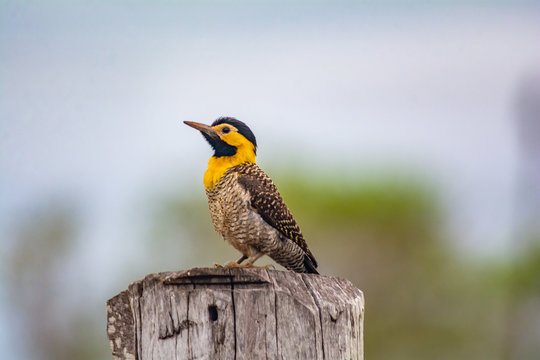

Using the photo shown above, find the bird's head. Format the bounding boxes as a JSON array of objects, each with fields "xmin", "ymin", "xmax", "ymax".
[{"xmin": 184, "ymin": 117, "xmax": 257, "ymax": 159}]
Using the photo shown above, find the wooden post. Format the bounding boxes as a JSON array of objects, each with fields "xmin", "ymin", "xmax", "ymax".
[{"xmin": 106, "ymin": 268, "xmax": 364, "ymax": 360}]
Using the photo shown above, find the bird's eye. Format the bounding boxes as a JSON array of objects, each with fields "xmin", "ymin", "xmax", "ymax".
[{"xmin": 222, "ymin": 126, "xmax": 230, "ymax": 134}]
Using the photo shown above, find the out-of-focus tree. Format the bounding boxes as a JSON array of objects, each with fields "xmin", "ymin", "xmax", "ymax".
[
  {"xmin": 6, "ymin": 201, "xmax": 106, "ymax": 360},
  {"xmin": 278, "ymin": 174, "xmax": 507, "ymax": 360},
  {"xmin": 500, "ymin": 241, "xmax": 540, "ymax": 360},
  {"xmin": 507, "ymin": 73, "xmax": 540, "ymax": 359},
  {"xmin": 516, "ymin": 73, "xmax": 540, "ymax": 239}
]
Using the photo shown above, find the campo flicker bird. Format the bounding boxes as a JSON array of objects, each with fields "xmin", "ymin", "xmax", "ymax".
[{"xmin": 184, "ymin": 117, "xmax": 319, "ymax": 274}]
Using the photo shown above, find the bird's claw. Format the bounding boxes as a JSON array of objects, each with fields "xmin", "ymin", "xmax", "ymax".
[{"xmin": 225, "ymin": 261, "xmax": 245, "ymax": 268}]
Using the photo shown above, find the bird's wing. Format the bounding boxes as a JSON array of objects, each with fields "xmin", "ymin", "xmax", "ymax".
[{"xmin": 236, "ymin": 164, "xmax": 318, "ymax": 268}]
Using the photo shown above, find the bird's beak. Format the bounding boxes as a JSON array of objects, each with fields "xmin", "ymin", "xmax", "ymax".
[{"xmin": 184, "ymin": 121, "xmax": 219, "ymax": 139}]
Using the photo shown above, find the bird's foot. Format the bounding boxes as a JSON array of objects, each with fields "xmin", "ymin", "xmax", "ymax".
[{"xmin": 225, "ymin": 261, "xmax": 248, "ymax": 268}]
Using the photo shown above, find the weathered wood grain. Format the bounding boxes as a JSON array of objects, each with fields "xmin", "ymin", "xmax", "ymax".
[{"xmin": 106, "ymin": 268, "xmax": 364, "ymax": 360}]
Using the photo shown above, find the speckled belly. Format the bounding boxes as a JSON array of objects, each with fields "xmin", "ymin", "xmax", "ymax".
[
  {"xmin": 205, "ymin": 169, "xmax": 307, "ymax": 271},
  {"xmin": 206, "ymin": 173, "xmax": 274, "ymax": 257}
]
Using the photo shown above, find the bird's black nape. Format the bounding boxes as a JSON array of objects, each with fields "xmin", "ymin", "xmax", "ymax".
[{"xmin": 212, "ymin": 117, "xmax": 258, "ymax": 154}]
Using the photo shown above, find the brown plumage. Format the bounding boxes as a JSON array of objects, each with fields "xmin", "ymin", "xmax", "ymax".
[{"xmin": 235, "ymin": 164, "xmax": 318, "ymax": 270}]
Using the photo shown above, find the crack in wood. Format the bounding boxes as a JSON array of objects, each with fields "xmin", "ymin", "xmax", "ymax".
[
  {"xmin": 174, "ymin": 328, "xmax": 178, "ymax": 360},
  {"xmin": 302, "ymin": 274, "xmax": 326, "ymax": 360},
  {"xmin": 186, "ymin": 292, "xmax": 192, "ymax": 360},
  {"xmin": 230, "ymin": 273, "xmax": 238, "ymax": 360},
  {"xmin": 164, "ymin": 275, "xmax": 270, "ymax": 287},
  {"xmin": 159, "ymin": 319, "xmax": 196, "ymax": 340},
  {"xmin": 164, "ymin": 281, "xmax": 269, "ymax": 287},
  {"xmin": 271, "ymin": 272, "xmax": 280, "ymax": 358},
  {"xmin": 134, "ymin": 284, "xmax": 142, "ymax": 360}
]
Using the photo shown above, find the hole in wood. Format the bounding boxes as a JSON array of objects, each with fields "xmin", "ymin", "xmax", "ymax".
[{"xmin": 208, "ymin": 305, "xmax": 218, "ymax": 322}]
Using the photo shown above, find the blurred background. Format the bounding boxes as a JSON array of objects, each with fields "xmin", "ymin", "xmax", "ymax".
[{"xmin": 1, "ymin": 1, "xmax": 540, "ymax": 359}]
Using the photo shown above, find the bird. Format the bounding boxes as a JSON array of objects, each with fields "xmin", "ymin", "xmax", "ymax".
[{"xmin": 184, "ymin": 117, "xmax": 319, "ymax": 274}]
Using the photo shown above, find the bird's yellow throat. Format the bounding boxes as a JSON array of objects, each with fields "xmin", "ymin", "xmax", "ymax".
[{"xmin": 204, "ymin": 143, "xmax": 256, "ymax": 189}]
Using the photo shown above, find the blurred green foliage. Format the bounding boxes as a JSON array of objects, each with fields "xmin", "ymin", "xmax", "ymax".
[
  {"xmin": 276, "ymin": 174, "xmax": 502, "ymax": 360},
  {"xmin": 6, "ymin": 202, "xmax": 105, "ymax": 360},
  {"xmin": 5, "ymin": 172, "xmax": 540, "ymax": 359},
  {"xmin": 149, "ymin": 171, "xmax": 540, "ymax": 359}
]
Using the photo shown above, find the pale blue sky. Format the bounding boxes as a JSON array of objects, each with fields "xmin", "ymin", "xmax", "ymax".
[{"xmin": 1, "ymin": 1, "xmax": 540, "ymax": 358}]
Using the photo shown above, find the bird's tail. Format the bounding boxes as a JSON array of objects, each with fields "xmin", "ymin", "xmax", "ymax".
[{"xmin": 303, "ymin": 255, "xmax": 319, "ymax": 275}]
